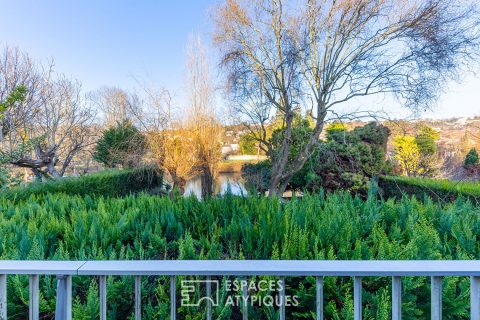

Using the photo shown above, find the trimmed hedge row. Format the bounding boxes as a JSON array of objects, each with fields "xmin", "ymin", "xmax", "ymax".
[
  {"xmin": 1, "ymin": 167, "xmax": 162, "ymax": 202},
  {"xmin": 378, "ymin": 175, "xmax": 480, "ymax": 203}
]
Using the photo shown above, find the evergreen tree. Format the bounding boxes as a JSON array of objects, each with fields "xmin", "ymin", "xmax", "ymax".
[
  {"xmin": 392, "ymin": 125, "xmax": 440, "ymax": 177},
  {"xmin": 464, "ymin": 148, "xmax": 479, "ymax": 167},
  {"xmin": 415, "ymin": 125, "xmax": 440, "ymax": 176},
  {"xmin": 94, "ymin": 120, "xmax": 146, "ymax": 168},
  {"xmin": 415, "ymin": 125, "xmax": 440, "ymax": 155}
]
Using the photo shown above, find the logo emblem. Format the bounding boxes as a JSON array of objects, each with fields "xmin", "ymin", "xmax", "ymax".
[{"xmin": 181, "ymin": 279, "xmax": 220, "ymax": 307}]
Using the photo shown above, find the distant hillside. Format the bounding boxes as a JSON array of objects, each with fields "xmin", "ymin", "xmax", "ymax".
[{"xmin": 385, "ymin": 117, "xmax": 479, "ymax": 154}]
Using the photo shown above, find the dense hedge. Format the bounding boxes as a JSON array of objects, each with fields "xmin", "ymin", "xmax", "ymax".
[
  {"xmin": 0, "ymin": 191, "xmax": 479, "ymax": 319},
  {"xmin": 0, "ymin": 167, "xmax": 162, "ymax": 202},
  {"xmin": 379, "ymin": 175, "xmax": 480, "ymax": 204}
]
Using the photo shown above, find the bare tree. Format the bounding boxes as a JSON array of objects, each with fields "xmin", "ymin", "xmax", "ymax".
[
  {"xmin": 186, "ymin": 36, "xmax": 223, "ymax": 197},
  {"xmin": 125, "ymin": 69, "xmax": 221, "ymax": 196},
  {"xmin": 214, "ymin": 0, "xmax": 480, "ymax": 195},
  {"xmin": 130, "ymin": 86, "xmax": 173, "ymax": 132},
  {"xmin": 126, "ymin": 84, "xmax": 197, "ymax": 194},
  {"xmin": 0, "ymin": 46, "xmax": 96, "ymax": 179},
  {"xmin": 147, "ymin": 126, "xmax": 197, "ymax": 194},
  {"xmin": 90, "ymin": 87, "xmax": 141, "ymax": 127},
  {"xmin": 0, "ymin": 46, "xmax": 45, "ymax": 143}
]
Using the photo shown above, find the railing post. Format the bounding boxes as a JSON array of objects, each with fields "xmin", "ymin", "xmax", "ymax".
[
  {"xmin": 29, "ymin": 274, "xmax": 39, "ymax": 320},
  {"xmin": 316, "ymin": 277, "xmax": 323, "ymax": 320},
  {"xmin": 135, "ymin": 276, "xmax": 141, "ymax": 320},
  {"xmin": 392, "ymin": 276, "xmax": 402, "ymax": 320},
  {"xmin": 170, "ymin": 276, "xmax": 176, "ymax": 320},
  {"xmin": 471, "ymin": 276, "xmax": 480, "ymax": 320},
  {"xmin": 431, "ymin": 276, "xmax": 442, "ymax": 320},
  {"xmin": 99, "ymin": 276, "xmax": 107, "ymax": 320},
  {"xmin": 354, "ymin": 276, "xmax": 362, "ymax": 320},
  {"xmin": 206, "ymin": 276, "xmax": 212, "ymax": 320},
  {"xmin": 55, "ymin": 275, "xmax": 72, "ymax": 320},
  {"xmin": 279, "ymin": 276, "xmax": 285, "ymax": 320},
  {"xmin": 0, "ymin": 274, "xmax": 6, "ymax": 320},
  {"xmin": 66, "ymin": 275, "xmax": 72, "ymax": 319},
  {"xmin": 242, "ymin": 277, "xmax": 248, "ymax": 320}
]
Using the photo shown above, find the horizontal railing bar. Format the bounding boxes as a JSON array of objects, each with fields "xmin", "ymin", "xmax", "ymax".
[
  {"xmin": 72, "ymin": 260, "xmax": 480, "ymax": 276},
  {"xmin": 0, "ymin": 260, "xmax": 480, "ymax": 276},
  {"xmin": 0, "ymin": 261, "xmax": 86, "ymax": 275},
  {"xmin": 1, "ymin": 260, "xmax": 478, "ymax": 320}
]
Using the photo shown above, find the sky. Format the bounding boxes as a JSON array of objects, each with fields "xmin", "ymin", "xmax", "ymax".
[{"xmin": 0, "ymin": 0, "xmax": 479, "ymax": 120}]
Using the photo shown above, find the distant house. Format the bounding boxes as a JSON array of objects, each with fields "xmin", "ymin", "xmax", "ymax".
[
  {"xmin": 221, "ymin": 146, "xmax": 231, "ymax": 154},
  {"xmin": 221, "ymin": 143, "xmax": 240, "ymax": 155}
]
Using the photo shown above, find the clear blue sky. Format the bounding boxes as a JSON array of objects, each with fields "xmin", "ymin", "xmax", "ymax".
[
  {"xmin": 0, "ymin": 0, "xmax": 479, "ymax": 119},
  {"xmin": 0, "ymin": 1, "xmax": 215, "ymax": 94}
]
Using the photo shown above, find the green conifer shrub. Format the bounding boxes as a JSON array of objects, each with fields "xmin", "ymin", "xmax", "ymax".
[
  {"xmin": 464, "ymin": 148, "xmax": 479, "ymax": 167},
  {"xmin": 0, "ymin": 191, "xmax": 477, "ymax": 319}
]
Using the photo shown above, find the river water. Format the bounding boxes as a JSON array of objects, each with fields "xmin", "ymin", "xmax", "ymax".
[{"xmin": 184, "ymin": 172, "xmax": 247, "ymax": 198}]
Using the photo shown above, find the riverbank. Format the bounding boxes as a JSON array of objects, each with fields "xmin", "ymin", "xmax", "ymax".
[{"xmin": 218, "ymin": 156, "xmax": 267, "ymax": 173}]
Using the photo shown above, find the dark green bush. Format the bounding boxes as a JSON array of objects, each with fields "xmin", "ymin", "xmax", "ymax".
[
  {"xmin": 241, "ymin": 160, "xmax": 271, "ymax": 193},
  {"xmin": 242, "ymin": 122, "xmax": 392, "ymax": 194},
  {"xmin": 301, "ymin": 122, "xmax": 391, "ymax": 193},
  {"xmin": 1, "ymin": 167, "xmax": 162, "ymax": 202},
  {"xmin": 379, "ymin": 175, "xmax": 480, "ymax": 204},
  {"xmin": 94, "ymin": 120, "xmax": 147, "ymax": 168},
  {"xmin": 464, "ymin": 148, "xmax": 479, "ymax": 167}
]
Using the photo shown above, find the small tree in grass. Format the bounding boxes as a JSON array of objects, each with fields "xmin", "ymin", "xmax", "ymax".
[
  {"xmin": 415, "ymin": 125, "xmax": 440, "ymax": 176},
  {"xmin": 464, "ymin": 148, "xmax": 479, "ymax": 167},
  {"xmin": 393, "ymin": 135, "xmax": 421, "ymax": 177}
]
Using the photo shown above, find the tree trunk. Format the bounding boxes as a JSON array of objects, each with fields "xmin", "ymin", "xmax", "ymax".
[
  {"xmin": 200, "ymin": 167, "xmax": 214, "ymax": 198},
  {"xmin": 59, "ymin": 149, "xmax": 79, "ymax": 177},
  {"xmin": 31, "ymin": 168, "xmax": 43, "ymax": 182},
  {"xmin": 45, "ymin": 157, "xmax": 60, "ymax": 178},
  {"xmin": 268, "ymin": 137, "xmax": 292, "ymax": 197},
  {"xmin": 268, "ymin": 112, "xmax": 327, "ymax": 197},
  {"xmin": 268, "ymin": 169, "xmax": 284, "ymax": 197},
  {"xmin": 176, "ymin": 178, "xmax": 186, "ymax": 195},
  {"xmin": 170, "ymin": 173, "xmax": 186, "ymax": 196}
]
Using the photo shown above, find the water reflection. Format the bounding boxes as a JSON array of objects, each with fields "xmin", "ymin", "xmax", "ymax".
[{"xmin": 184, "ymin": 172, "xmax": 246, "ymax": 198}]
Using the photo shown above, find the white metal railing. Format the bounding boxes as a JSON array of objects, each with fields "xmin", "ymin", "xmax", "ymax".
[{"xmin": 1, "ymin": 260, "xmax": 480, "ymax": 320}]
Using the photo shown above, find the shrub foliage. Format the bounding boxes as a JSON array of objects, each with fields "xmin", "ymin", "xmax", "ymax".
[
  {"xmin": 464, "ymin": 148, "xmax": 479, "ymax": 168},
  {"xmin": 0, "ymin": 191, "xmax": 478, "ymax": 319},
  {"xmin": 379, "ymin": 175, "xmax": 480, "ymax": 204},
  {"xmin": 243, "ymin": 122, "xmax": 391, "ymax": 194},
  {"xmin": 94, "ymin": 120, "xmax": 147, "ymax": 168},
  {"xmin": 1, "ymin": 168, "xmax": 161, "ymax": 202}
]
